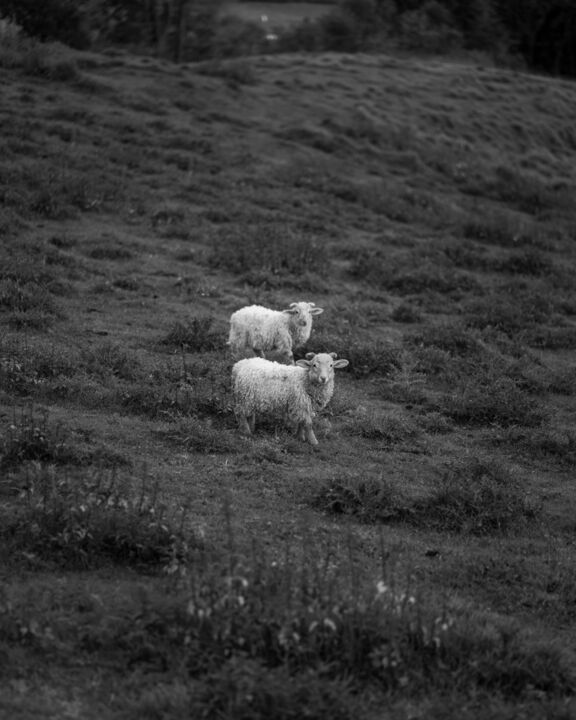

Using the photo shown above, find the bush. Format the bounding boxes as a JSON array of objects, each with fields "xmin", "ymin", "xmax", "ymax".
[
  {"xmin": 0, "ymin": 0, "xmax": 91, "ymax": 48},
  {"xmin": 0, "ymin": 406, "xmax": 74, "ymax": 472},
  {"xmin": 206, "ymin": 224, "xmax": 329, "ymax": 283},
  {"xmin": 440, "ymin": 375, "xmax": 543, "ymax": 428},
  {"xmin": 1, "ymin": 467, "xmax": 195, "ymax": 570},
  {"xmin": 410, "ymin": 459, "xmax": 540, "ymax": 535},
  {"xmin": 160, "ymin": 316, "xmax": 221, "ymax": 352},
  {"xmin": 313, "ymin": 475, "xmax": 410, "ymax": 524}
]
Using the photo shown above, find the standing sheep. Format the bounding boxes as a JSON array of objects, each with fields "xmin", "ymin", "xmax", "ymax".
[
  {"xmin": 227, "ymin": 302, "xmax": 324, "ymax": 364},
  {"xmin": 232, "ymin": 352, "xmax": 349, "ymax": 446}
]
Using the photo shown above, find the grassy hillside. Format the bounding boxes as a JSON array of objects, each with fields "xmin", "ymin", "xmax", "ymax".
[{"xmin": 1, "ymin": 39, "xmax": 576, "ymax": 719}]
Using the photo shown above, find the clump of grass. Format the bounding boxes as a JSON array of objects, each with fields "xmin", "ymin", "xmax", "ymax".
[
  {"xmin": 82, "ymin": 341, "xmax": 143, "ymax": 382},
  {"xmin": 440, "ymin": 375, "xmax": 544, "ymax": 428},
  {"xmin": 158, "ymin": 416, "xmax": 243, "ymax": 454},
  {"xmin": 313, "ymin": 475, "xmax": 409, "ymax": 524},
  {"xmin": 496, "ymin": 249, "xmax": 552, "ymax": 276},
  {"xmin": 87, "ymin": 243, "xmax": 133, "ymax": 260},
  {"xmin": 0, "ymin": 339, "xmax": 79, "ymax": 396},
  {"xmin": 348, "ymin": 251, "xmax": 480, "ymax": 297},
  {"xmin": 0, "ymin": 35, "xmax": 80, "ymax": 81},
  {"xmin": 0, "ymin": 406, "xmax": 75, "ymax": 473},
  {"xmin": 464, "ymin": 290, "xmax": 552, "ymax": 335},
  {"xmin": 206, "ymin": 224, "xmax": 329, "ymax": 284},
  {"xmin": 390, "ymin": 302, "xmax": 422, "ymax": 323},
  {"xmin": 503, "ymin": 426, "xmax": 576, "ymax": 468},
  {"xmin": 306, "ymin": 332, "xmax": 402, "ymax": 379},
  {"xmin": 0, "ymin": 278, "xmax": 58, "ymax": 316},
  {"xmin": 1, "ymin": 467, "xmax": 195, "ymax": 570},
  {"xmin": 160, "ymin": 316, "xmax": 221, "ymax": 352},
  {"xmin": 122, "ymin": 360, "xmax": 231, "ymax": 421},
  {"xmin": 344, "ymin": 407, "xmax": 422, "ymax": 446},
  {"xmin": 407, "ymin": 322, "xmax": 483, "ymax": 357},
  {"xmin": 195, "ymin": 59, "xmax": 257, "ymax": 86},
  {"xmin": 411, "ymin": 459, "xmax": 540, "ymax": 535},
  {"xmin": 524, "ymin": 326, "xmax": 576, "ymax": 350}
]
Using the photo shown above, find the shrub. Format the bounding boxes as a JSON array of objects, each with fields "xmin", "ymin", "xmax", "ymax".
[
  {"xmin": 0, "ymin": 406, "xmax": 73, "ymax": 472},
  {"xmin": 410, "ymin": 459, "xmax": 540, "ymax": 535},
  {"xmin": 313, "ymin": 475, "xmax": 410, "ymax": 523},
  {"xmin": 390, "ymin": 302, "xmax": 422, "ymax": 323},
  {"xmin": 1, "ymin": 467, "xmax": 195, "ymax": 570},
  {"xmin": 0, "ymin": 1, "xmax": 91, "ymax": 49},
  {"xmin": 440, "ymin": 376, "xmax": 543, "ymax": 428},
  {"xmin": 206, "ymin": 224, "xmax": 329, "ymax": 283},
  {"xmin": 496, "ymin": 249, "xmax": 552, "ymax": 276},
  {"xmin": 349, "ymin": 251, "xmax": 480, "ymax": 297},
  {"xmin": 195, "ymin": 58, "xmax": 258, "ymax": 85},
  {"xmin": 344, "ymin": 406, "xmax": 422, "ymax": 446},
  {"xmin": 305, "ymin": 331, "xmax": 402, "ymax": 379},
  {"xmin": 160, "ymin": 316, "xmax": 221, "ymax": 352},
  {"xmin": 82, "ymin": 341, "xmax": 142, "ymax": 382},
  {"xmin": 0, "ymin": 278, "xmax": 57, "ymax": 315}
]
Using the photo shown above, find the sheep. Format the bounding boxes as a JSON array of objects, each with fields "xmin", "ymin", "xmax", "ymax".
[
  {"xmin": 231, "ymin": 351, "xmax": 349, "ymax": 446},
  {"xmin": 227, "ymin": 302, "xmax": 324, "ymax": 364}
]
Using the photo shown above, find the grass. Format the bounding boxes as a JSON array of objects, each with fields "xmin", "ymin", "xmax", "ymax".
[{"xmin": 1, "ymin": 33, "xmax": 576, "ymax": 719}]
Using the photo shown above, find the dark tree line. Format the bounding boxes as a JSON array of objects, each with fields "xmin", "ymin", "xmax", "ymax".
[{"xmin": 1, "ymin": 0, "xmax": 576, "ymax": 78}]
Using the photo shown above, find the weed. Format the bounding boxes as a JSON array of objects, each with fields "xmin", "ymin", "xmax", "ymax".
[
  {"xmin": 82, "ymin": 341, "xmax": 142, "ymax": 382},
  {"xmin": 313, "ymin": 475, "xmax": 409, "ymax": 523},
  {"xmin": 503, "ymin": 426, "xmax": 576, "ymax": 468},
  {"xmin": 344, "ymin": 406, "xmax": 422, "ymax": 446},
  {"xmin": 1, "ymin": 467, "xmax": 195, "ymax": 570},
  {"xmin": 195, "ymin": 59, "xmax": 257, "ymax": 86},
  {"xmin": 160, "ymin": 317, "xmax": 221, "ymax": 352},
  {"xmin": 0, "ymin": 278, "xmax": 57, "ymax": 315},
  {"xmin": 411, "ymin": 459, "xmax": 540, "ymax": 535},
  {"xmin": 206, "ymin": 224, "xmax": 329, "ymax": 283},
  {"xmin": 349, "ymin": 251, "xmax": 480, "ymax": 297},
  {"xmin": 0, "ymin": 406, "xmax": 74, "ymax": 472},
  {"xmin": 158, "ymin": 416, "xmax": 242, "ymax": 454},
  {"xmin": 464, "ymin": 291, "xmax": 552, "ymax": 334},
  {"xmin": 525, "ymin": 326, "xmax": 576, "ymax": 350},
  {"xmin": 390, "ymin": 302, "xmax": 422, "ymax": 323},
  {"xmin": 306, "ymin": 331, "xmax": 402, "ymax": 379},
  {"xmin": 122, "ymin": 374, "xmax": 230, "ymax": 422},
  {"xmin": 497, "ymin": 249, "xmax": 552, "ymax": 276},
  {"xmin": 88, "ymin": 243, "xmax": 133, "ymax": 260},
  {"xmin": 407, "ymin": 322, "xmax": 483, "ymax": 356},
  {"xmin": 440, "ymin": 375, "xmax": 543, "ymax": 428}
]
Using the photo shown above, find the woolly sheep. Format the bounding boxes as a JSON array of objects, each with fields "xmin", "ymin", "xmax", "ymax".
[
  {"xmin": 227, "ymin": 302, "xmax": 324, "ymax": 364},
  {"xmin": 231, "ymin": 351, "xmax": 349, "ymax": 446}
]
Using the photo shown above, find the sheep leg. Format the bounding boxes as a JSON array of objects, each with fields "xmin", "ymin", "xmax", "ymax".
[
  {"xmin": 248, "ymin": 413, "xmax": 256, "ymax": 434},
  {"xmin": 296, "ymin": 423, "xmax": 307, "ymax": 442},
  {"xmin": 300, "ymin": 421, "xmax": 318, "ymax": 446},
  {"xmin": 236, "ymin": 412, "xmax": 253, "ymax": 436}
]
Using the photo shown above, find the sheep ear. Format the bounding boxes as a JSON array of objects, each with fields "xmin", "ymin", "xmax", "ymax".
[
  {"xmin": 282, "ymin": 307, "xmax": 298, "ymax": 315},
  {"xmin": 333, "ymin": 359, "xmax": 349, "ymax": 369},
  {"xmin": 296, "ymin": 359, "xmax": 310, "ymax": 368},
  {"xmin": 329, "ymin": 352, "xmax": 338, "ymax": 359},
  {"xmin": 310, "ymin": 307, "xmax": 324, "ymax": 316},
  {"xmin": 305, "ymin": 352, "xmax": 316, "ymax": 360}
]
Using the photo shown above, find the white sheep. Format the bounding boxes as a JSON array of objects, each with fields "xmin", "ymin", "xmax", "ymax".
[
  {"xmin": 231, "ymin": 351, "xmax": 349, "ymax": 446},
  {"xmin": 227, "ymin": 301, "xmax": 324, "ymax": 364}
]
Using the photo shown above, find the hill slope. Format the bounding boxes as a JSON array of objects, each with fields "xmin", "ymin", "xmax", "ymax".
[{"xmin": 1, "ymin": 44, "xmax": 576, "ymax": 719}]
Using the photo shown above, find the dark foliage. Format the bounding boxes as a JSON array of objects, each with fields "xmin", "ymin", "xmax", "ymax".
[{"xmin": 0, "ymin": 0, "xmax": 91, "ymax": 48}]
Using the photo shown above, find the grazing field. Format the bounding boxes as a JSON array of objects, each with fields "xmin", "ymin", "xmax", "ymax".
[{"xmin": 1, "ymin": 38, "xmax": 576, "ymax": 719}]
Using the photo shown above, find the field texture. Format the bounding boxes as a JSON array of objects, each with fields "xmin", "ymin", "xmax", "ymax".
[{"xmin": 1, "ymin": 40, "xmax": 576, "ymax": 719}]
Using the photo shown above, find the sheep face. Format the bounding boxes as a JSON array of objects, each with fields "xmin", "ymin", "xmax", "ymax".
[
  {"xmin": 296, "ymin": 352, "xmax": 349, "ymax": 384},
  {"xmin": 282, "ymin": 302, "xmax": 324, "ymax": 331}
]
